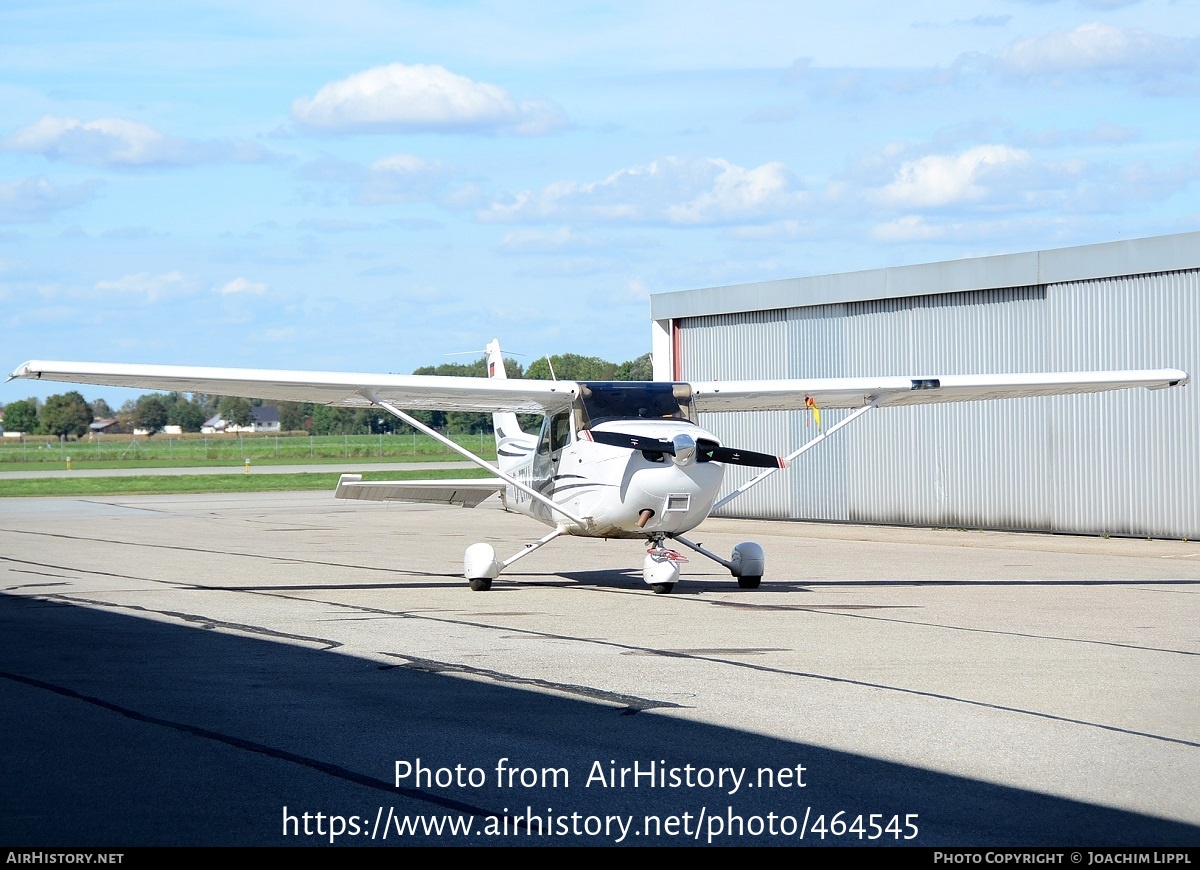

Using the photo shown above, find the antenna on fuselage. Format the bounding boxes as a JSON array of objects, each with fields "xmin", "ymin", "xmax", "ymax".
[{"xmin": 545, "ymin": 355, "xmax": 557, "ymax": 381}]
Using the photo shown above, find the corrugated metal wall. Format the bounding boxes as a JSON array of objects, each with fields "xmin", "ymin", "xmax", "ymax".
[{"xmin": 677, "ymin": 271, "xmax": 1198, "ymax": 538}]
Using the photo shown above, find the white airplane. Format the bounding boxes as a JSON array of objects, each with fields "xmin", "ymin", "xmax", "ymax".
[{"xmin": 10, "ymin": 343, "xmax": 1188, "ymax": 593}]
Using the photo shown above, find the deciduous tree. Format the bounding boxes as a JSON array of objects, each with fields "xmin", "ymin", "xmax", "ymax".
[
  {"xmin": 3, "ymin": 398, "xmax": 41, "ymax": 434},
  {"xmin": 89, "ymin": 398, "xmax": 115, "ymax": 420},
  {"xmin": 41, "ymin": 391, "xmax": 93, "ymax": 438},
  {"xmin": 168, "ymin": 400, "xmax": 207, "ymax": 433},
  {"xmin": 134, "ymin": 395, "xmax": 170, "ymax": 435},
  {"xmin": 217, "ymin": 396, "xmax": 253, "ymax": 428}
]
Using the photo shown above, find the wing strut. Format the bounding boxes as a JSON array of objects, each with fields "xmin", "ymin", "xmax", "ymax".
[
  {"xmin": 359, "ymin": 390, "xmax": 589, "ymax": 528},
  {"xmin": 711, "ymin": 395, "xmax": 883, "ymax": 511}
]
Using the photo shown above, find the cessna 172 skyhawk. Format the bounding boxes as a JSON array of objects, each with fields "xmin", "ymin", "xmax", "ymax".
[{"xmin": 10, "ymin": 342, "xmax": 1188, "ymax": 593}]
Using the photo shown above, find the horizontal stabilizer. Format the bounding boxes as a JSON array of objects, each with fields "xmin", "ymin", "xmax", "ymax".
[{"xmin": 334, "ymin": 474, "xmax": 503, "ymax": 508}]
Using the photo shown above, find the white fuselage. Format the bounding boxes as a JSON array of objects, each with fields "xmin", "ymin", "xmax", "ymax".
[{"xmin": 502, "ymin": 419, "xmax": 725, "ymax": 539}]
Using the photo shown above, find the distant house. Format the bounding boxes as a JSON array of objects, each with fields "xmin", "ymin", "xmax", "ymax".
[
  {"xmin": 201, "ymin": 406, "xmax": 281, "ymax": 434},
  {"xmin": 249, "ymin": 405, "xmax": 280, "ymax": 432},
  {"xmin": 89, "ymin": 418, "xmax": 120, "ymax": 435}
]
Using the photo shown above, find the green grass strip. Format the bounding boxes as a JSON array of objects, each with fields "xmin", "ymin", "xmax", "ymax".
[
  {"xmin": 0, "ymin": 469, "xmax": 492, "ymax": 498},
  {"xmin": 0, "ymin": 455, "xmax": 488, "ymax": 473}
]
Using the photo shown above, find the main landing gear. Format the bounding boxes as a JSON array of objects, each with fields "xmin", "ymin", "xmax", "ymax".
[
  {"xmin": 463, "ymin": 529, "xmax": 565, "ymax": 591},
  {"xmin": 463, "ymin": 531, "xmax": 766, "ymax": 594}
]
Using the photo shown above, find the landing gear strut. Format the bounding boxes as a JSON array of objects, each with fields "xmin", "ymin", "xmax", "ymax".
[
  {"xmin": 671, "ymin": 535, "xmax": 766, "ymax": 590},
  {"xmin": 643, "ymin": 535, "xmax": 686, "ymax": 594},
  {"xmin": 463, "ymin": 528, "xmax": 566, "ymax": 591}
]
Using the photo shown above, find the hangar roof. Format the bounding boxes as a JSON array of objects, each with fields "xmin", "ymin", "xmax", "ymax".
[{"xmin": 650, "ymin": 230, "xmax": 1200, "ymax": 321}]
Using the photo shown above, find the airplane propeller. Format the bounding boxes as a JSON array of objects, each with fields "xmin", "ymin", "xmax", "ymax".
[{"xmin": 582, "ymin": 430, "xmax": 786, "ymax": 469}]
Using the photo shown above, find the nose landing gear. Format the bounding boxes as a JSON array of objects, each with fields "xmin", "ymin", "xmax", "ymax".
[
  {"xmin": 668, "ymin": 534, "xmax": 765, "ymax": 591},
  {"xmin": 644, "ymin": 536, "xmax": 688, "ymax": 594}
]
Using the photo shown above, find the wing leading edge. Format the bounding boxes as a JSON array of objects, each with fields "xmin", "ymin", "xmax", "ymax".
[
  {"xmin": 688, "ymin": 369, "xmax": 1189, "ymax": 412},
  {"xmin": 9, "ymin": 360, "xmax": 579, "ymax": 414},
  {"xmin": 10, "ymin": 360, "xmax": 1187, "ymax": 414}
]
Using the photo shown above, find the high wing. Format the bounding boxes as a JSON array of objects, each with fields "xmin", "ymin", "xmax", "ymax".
[
  {"xmin": 9, "ymin": 360, "xmax": 579, "ymax": 414},
  {"xmin": 9, "ymin": 360, "xmax": 1186, "ymax": 413},
  {"xmin": 334, "ymin": 474, "xmax": 502, "ymax": 508},
  {"xmin": 689, "ymin": 369, "xmax": 1189, "ymax": 412}
]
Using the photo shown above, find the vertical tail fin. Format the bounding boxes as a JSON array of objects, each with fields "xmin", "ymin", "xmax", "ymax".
[
  {"xmin": 485, "ymin": 339, "xmax": 507, "ymax": 381},
  {"xmin": 486, "ymin": 339, "xmax": 535, "ymax": 472}
]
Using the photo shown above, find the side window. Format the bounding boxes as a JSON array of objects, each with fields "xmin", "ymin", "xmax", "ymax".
[
  {"xmin": 536, "ymin": 411, "xmax": 572, "ymax": 456},
  {"xmin": 550, "ymin": 412, "xmax": 571, "ymax": 453},
  {"xmin": 536, "ymin": 416, "xmax": 553, "ymax": 456}
]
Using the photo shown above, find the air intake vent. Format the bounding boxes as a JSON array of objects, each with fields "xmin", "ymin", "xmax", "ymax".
[{"xmin": 666, "ymin": 494, "xmax": 691, "ymax": 512}]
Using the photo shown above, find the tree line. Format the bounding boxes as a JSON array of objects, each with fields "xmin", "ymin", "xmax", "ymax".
[{"xmin": 0, "ymin": 351, "xmax": 654, "ymax": 438}]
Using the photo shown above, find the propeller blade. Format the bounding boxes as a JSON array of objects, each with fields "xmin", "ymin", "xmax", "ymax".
[
  {"xmin": 698, "ymin": 445, "xmax": 787, "ymax": 469},
  {"xmin": 582, "ymin": 430, "xmax": 675, "ymax": 454},
  {"xmin": 584, "ymin": 429, "xmax": 786, "ymax": 468}
]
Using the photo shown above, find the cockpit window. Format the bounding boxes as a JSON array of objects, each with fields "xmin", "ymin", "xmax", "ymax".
[
  {"xmin": 575, "ymin": 382, "xmax": 696, "ymax": 428},
  {"xmin": 537, "ymin": 410, "xmax": 572, "ymax": 455}
]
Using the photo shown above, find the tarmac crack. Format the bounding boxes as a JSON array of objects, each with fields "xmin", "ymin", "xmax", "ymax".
[
  {"xmin": 280, "ymin": 594, "xmax": 1200, "ymax": 750},
  {"xmin": 381, "ymin": 652, "xmax": 681, "ymax": 715},
  {"xmin": 43, "ymin": 593, "xmax": 344, "ymax": 651},
  {"xmin": 5, "ymin": 538, "xmax": 1193, "ymax": 750},
  {"xmin": 0, "ymin": 528, "xmax": 443, "ymax": 576},
  {"xmin": 707, "ymin": 599, "xmax": 1199, "ymax": 658}
]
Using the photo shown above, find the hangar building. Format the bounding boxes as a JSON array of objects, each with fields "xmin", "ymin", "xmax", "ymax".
[{"xmin": 649, "ymin": 231, "xmax": 1199, "ymax": 539}]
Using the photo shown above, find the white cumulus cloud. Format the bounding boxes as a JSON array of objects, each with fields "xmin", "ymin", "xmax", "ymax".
[
  {"xmin": 214, "ymin": 277, "xmax": 267, "ymax": 296},
  {"xmin": 878, "ymin": 145, "xmax": 1032, "ymax": 208},
  {"xmin": 666, "ymin": 160, "xmax": 803, "ymax": 224},
  {"xmin": 997, "ymin": 22, "xmax": 1198, "ymax": 81},
  {"xmin": 5, "ymin": 116, "xmax": 271, "ymax": 168},
  {"xmin": 95, "ymin": 271, "xmax": 188, "ymax": 302},
  {"xmin": 0, "ymin": 176, "xmax": 98, "ymax": 223},
  {"xmin": 497, "ymin": 227, "xmax": 598, "ymax": 253},
  {"xmin": 291, "ymin": 63, "xmax": 566, "ymax": 135},
  {"xmin": 480, "ymin": 156, "xmax": 807, "ymax": 226},
  {"xmin": 871, "ymin": 215, "xmax": 950, "ymax": 242},
  {"xmin": 297, "ymin": 152, "xmax": 454, "ymax": 204}
]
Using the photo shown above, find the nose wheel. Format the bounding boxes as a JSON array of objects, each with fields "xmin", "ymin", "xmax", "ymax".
[{"xmin": 643, "ymin": 538, "xmax": 687, "ymax": 593}]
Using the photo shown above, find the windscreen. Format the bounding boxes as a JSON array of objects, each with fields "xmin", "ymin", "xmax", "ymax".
[{"xmin": 576, "ymin": 382, "xmax": 696, "ymax": 428}]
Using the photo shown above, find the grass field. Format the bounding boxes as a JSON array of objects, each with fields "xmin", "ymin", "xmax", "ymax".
[
  {"xmin": 0, "ymin": 468, "xmax": 493, "ymax": 498},
  {"xmin": 0, "ymin": 455, "xmax": 474, "ymax": 473},
  {"xmin": 0, "ymin": 432, "xmax": 497, "ymax": 465}
]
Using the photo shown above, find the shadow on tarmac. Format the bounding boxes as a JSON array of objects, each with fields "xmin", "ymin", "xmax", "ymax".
[{"xmin": 1, "ymin": 592, "xmax": 1197, "ymax": 847}]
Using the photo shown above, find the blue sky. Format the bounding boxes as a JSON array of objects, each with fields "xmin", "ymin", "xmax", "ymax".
[{"xmin": 3, "ymin": 0, "xmax": 1199, "ymax": 406}]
